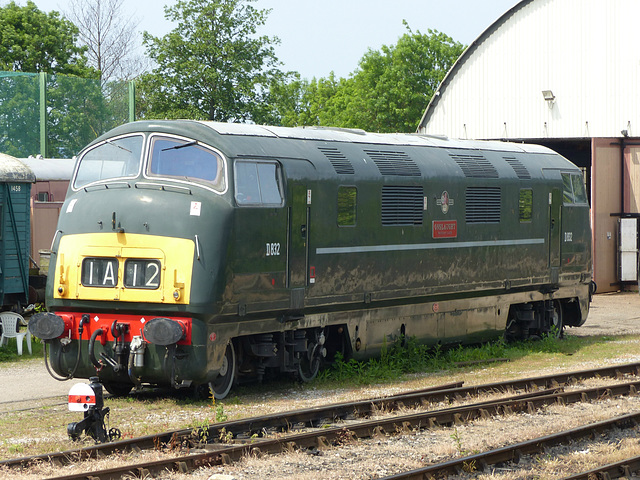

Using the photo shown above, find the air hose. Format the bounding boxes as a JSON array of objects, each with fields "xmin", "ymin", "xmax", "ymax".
[
  {"xmin": 88, "ymin": 328, "xmax": 105, "ymax": 370},
  {"xmin": 44, "ymin": 314, "xmax": 89, "ymax": 381}
]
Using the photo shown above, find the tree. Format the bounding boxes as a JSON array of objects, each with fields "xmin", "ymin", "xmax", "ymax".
[
  {"xmin": 346, "ymin": 24, "xmax": 465, "ymax": 132},
  {"xmin": 64, "ymin": 0, "xmax": 145, "ymax": 85},
  {"xmin": 0, "ymin": 2, "xmax": 101, "ymax": 157},
  {"xmin": 0, "ymin": 1, "xmax": 93, "ymax": 75},
  {"xmin": 269, "ymin": 23, "xmax": 465, "ymax": 133},
  {"xmin": 139, "ymin": 0, "xmax": 283, "ymax": 122}
]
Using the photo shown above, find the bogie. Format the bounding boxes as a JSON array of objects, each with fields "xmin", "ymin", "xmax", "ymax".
[{"xmin": 505, "ymin": 299, "xmax": 569, "ymax": 342}]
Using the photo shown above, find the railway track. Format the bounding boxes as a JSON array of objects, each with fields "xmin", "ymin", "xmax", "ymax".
[
  {"xmin": 3, "ymin": 361, "xmax": 640, "ymax": 479},
  {"xmin": 561, "ymin": 454, "xmax": 640, "ymax": 480},
  {"xmin": 3, "ymin": 361, "xmax": 639, "ymax": 471},
  {"xmin": 379, "ymin": 411, "xmax": 640, "ymax": 480}
]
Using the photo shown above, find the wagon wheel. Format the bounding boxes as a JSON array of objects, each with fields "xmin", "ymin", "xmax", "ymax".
[
  {"xmin": 210, "ymin": 342, "xmax": 236, "ymax": 400},
  {"xmin": 550, "ymin": 299, "xmax": 564, "ymax": 338}
]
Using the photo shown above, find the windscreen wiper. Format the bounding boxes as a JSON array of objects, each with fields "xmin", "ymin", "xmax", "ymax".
[
  {"xmin": 104, "ymin": 139, "xmax": 132, "ymax": 153},
  {"xmin": 162, "ymin": 140, "xmax": 197, "ymax": 151}
]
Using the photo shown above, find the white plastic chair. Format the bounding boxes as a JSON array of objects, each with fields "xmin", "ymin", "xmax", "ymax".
[{"xmin": 0, "ymin": 312, "xmax": 32, "ymax": 355}]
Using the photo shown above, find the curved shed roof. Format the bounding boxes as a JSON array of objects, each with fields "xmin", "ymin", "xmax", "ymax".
[
  {"xmin": 418, "ymin": 0, "xmax": 640, "ymax": 140},
  {"xmin": 0, "ymin": 153, "xmax": 35, "ymax": 183}
]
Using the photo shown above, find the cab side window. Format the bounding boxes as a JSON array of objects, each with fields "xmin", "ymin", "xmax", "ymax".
[
  {"xmin": 562, "ymin": 172, "xmax": 588, "ymax": 205},
  {"xmin": 235, "ymin": 161, "xmax": 283, "ymax": 206}
]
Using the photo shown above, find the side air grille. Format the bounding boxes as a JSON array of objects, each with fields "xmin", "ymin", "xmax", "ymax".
[
  {"xmin": 318, "ymin": 146, "xmax": 355, "ymax": 174},
  {"xmin": 466, "ymin": 187, "xmax": 501, "ymax": 224},
  {"xmin": 381, "ymin": 185, "xmax": 424, "ymax": 226},
  {"xmin": 365, "ymin": 150, "xmax": 421, "ymax": 177},
  {"xmin": 504, "ymin": 157, "xmax": 531, "ymax": 179},
  {"xmin": 451, "ymin": 154, "xmax": 499, "ymax": 178}
]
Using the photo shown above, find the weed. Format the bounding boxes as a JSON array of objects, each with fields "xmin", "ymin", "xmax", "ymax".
[
  {"xmin": 318, "ymin": 332, "xmax": 612, "ymax": 387},
  {"xmin": 462, "ymin": 459, "xmax": 477, "ymax": 473},
  {"xmin": 208, "ymin": 386, "xmax": 228, "ymax": 423},
  {"xmin": 450, "ymin": 428, "xmax": 468, "ymax": 456},
  {"xmin": 7, "ymin": 443, "xmax": 24, "ymax": 455},
  {"xmin": 191, "ymin": 419, "xmax": 210, "ymax": 444},
  {"xmin": 33, "ymin": 303, "xmax": 46, "ymax": 313},
  {"xmin": 214, "ymin": 402, "xmax": 227, "ymax": 423},
  {"xmin": 218, "ymin": 427, "xmax": 233, "ymax": 443}
]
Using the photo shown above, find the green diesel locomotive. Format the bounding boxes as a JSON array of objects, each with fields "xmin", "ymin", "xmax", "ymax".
[{"xmin": 29, "ymin": 120, "xmax": 592, "ymax": 398}]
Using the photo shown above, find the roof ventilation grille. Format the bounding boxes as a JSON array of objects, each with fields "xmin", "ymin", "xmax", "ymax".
[
  {"xmin": 504, "ymin": 157, "xmax": 531, "ymax": 179},
  {"xmin": 451, "ymin": 154, "xmax": 499, "ymax": 179},
  {"xmin": 319, "ymin": 147, "xmax": 355, "ymax": 174},
  {"xmin": 365, "ymin": 150, "xmax": 421, "ymax": 177}
]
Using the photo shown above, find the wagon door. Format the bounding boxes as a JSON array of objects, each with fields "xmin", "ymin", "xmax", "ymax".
[
  {"xmin": 288, "ymin": 183, "xmax": 309, "ymax": 310},
  {"xmin": 1, "ymin": 183, "xmax": 31, "ymax": 305}
]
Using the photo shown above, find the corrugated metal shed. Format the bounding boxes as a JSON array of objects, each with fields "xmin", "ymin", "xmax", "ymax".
[
  {"xmin": 20, "ymin": 157, "xmax": 75, "ymax": 182},
  {"xmin": 418, "ymin": 0, "xmax": 640, "ymax": 140}
]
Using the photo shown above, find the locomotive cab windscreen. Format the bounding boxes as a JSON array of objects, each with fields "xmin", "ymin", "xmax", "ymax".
[
  {"xmin": 148, "ymin": 136, "xmax": 226, "ymax": 192},
  {"xmin": 74, "ymin": 135, "xmax": 144, "ymax": 188},
  {"xmin": 73, "ymin": 134, "xmax": 228, "ymax": 193}
]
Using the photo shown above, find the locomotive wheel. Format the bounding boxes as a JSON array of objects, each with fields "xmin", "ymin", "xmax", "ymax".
[
  {"xmin": 211, "ymin": 342, "xmax": 236, "ymax": 400},
  {"xmin": 298, "ymin": 342, "xmax": 321, "ymax": 382},
  {"xmin": 550, "ymin": 300, "xmax": 564, "ymax": 338},
  {"xmin": 102, "ymin": 382, "xmax": 133, "ymax": 397}
]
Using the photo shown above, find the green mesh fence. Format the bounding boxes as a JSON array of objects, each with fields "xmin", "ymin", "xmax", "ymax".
[{"xmin": 0, "ymin": 72, "xmax": 134, "ymax": 159}]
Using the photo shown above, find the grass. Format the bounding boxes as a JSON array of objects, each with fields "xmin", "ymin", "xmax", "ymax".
[
  {"xmin": 316, "ymin": 332, "xmax": 633, "ymax": 387},
  {"xmin": 0, "ymin": 336, "xmax": 43, "ymax": 361}
]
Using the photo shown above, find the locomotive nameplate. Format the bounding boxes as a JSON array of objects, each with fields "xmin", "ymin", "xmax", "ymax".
[{"xmin": 432, "ymin": 220, "xmax": 457, "ymax": 239}]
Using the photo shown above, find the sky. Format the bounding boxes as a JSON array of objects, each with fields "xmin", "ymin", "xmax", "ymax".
[{"xmin": 14, "ymin": 0, "xmax": 519, "ymax": 80}]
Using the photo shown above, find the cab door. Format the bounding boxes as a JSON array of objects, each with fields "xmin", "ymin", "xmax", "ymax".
[
  {"xmin": 232, "ymin": 160, "xmax": 288, "ymax": 311},
  {"xmin": 548, "ymin": 187, "xmax": 562, "ymax": 283},
  {"xmin": 288, "ymin": 184, "xmax": 309, "ymax": 309}
]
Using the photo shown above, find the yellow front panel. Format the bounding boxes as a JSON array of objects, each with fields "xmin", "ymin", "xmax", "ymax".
[{"xmin": 54, "ymin": 233, "xmax": 194, "ymax": 304}]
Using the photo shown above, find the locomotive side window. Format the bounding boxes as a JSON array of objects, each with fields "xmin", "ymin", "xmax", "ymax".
[
  {"xmin": 562, "ymin": 173, "xmax": 588, "ymax": 205},
  {"xmin": 148, "ymin": 137, "xmax": 226, "ymax": 192},
  {"xmin": 519, "ymin": 189, "xmax": 533, "ymax": 223},
  {"xmin": 234, "ymin": 161, "xmax": 283, "ymax": 206},
  {"xmin": 337, "ymin": 186, "xmax": 357, "ymax": 226},
  {"xmin": 74, "ymin": 135, "xmax": 143, "ymax": 189}
]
